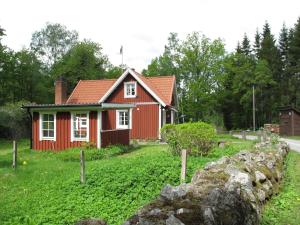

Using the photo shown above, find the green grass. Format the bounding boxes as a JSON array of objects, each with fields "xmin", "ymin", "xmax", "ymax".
[
  {"xmin": 0, "ymin": 137, "xmax": 253, "ymax": 225},
  {"xmin": 281, "ymin": 135, "xmax": 300, "ymax": 141},
  {"xmin": 261, "ymin": 151, "xmax": 300, "ymax": 225}
]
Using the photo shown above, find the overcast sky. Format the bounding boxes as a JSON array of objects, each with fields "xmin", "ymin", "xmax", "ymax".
[{"xmin": 1, "ymin": 0, "xmax": 299, "ymax": 71}]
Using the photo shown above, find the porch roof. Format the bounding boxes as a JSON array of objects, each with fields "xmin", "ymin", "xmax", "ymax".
[{"xmin": 22, "ymin": 102, "xmax": 135, "ymax": 111}]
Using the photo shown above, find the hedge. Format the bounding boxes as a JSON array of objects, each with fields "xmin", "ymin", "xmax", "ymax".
[{"xmin": 161, "ymin": 122, "xmax": 216, "ymax": 156}]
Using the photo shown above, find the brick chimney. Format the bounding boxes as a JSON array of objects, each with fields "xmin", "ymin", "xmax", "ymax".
[{"xmin": 55, "ymin": 77, "xmax": 67, "ymax": 104}]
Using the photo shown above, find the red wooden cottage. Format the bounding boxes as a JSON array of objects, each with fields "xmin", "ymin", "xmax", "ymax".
[{"xmin": 23, "ymin": 68, "xmax": 177, "ymax": 150}]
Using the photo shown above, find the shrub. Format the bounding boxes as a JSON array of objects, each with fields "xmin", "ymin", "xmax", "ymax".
[{"xmin": 161, "ymin": 122, "xmax": 216, "ymax": 156}]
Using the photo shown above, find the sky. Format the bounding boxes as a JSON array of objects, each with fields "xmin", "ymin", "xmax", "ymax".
[{"xmin": 1, "ymin": 0, "xmax": 300, "ymax": 71}]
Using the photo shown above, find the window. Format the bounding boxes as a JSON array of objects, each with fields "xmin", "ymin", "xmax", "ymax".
[
  {"xmin": 116, "ymin": 110, "xmax": 130, "ymax": 129},
  {"xmin": 124, "ymin": 82, "xmax": 137, "ymax": 98},
  {"xmin": 71, "ymin": 113, "xmax": 89, "ymax": 141},
  {"xmin": 40, "ymin": 113, "xmax": 56, "ymax": 140}
]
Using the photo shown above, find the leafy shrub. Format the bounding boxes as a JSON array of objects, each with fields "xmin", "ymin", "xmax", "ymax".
[
  {"xmin": 161, "ymin": 122, "xmax": 216, "ymax": 156},
  {"xmin": 49, "ymin": 145, "xmax": 130, "ymax": 162}
]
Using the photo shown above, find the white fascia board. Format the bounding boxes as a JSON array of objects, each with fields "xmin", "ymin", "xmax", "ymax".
[{"xmin": 99, "ymin": 68, "xmax": 166, "ymax": 107}]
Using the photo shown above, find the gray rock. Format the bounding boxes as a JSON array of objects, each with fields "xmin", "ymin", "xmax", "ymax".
[
  {"xmin": 160, "ymin": 184, "xmax": 187, "ymax": 201},
  {"xmin": 255, "ymin": 171, "xmax": 267, "ymax": 183},
  {"xmin": 257, "ymin": 189, "xmax": 266, "ymax": 202},
  {"xmin": 148, "ymin": 208, "xmax": 161, "ymax": 216},
  {"xmin": 166, "ymin": 215, "xmax": 185, "ymax": 225}
]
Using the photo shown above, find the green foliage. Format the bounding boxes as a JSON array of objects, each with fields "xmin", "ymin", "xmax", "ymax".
[
  {"xmin": 0, "ymin": 137, "xmax": 253, "ymax": 225},
  {"xmin": 51, "ymin": 40, "xmax": 110, "ymax": 91},
  {"xmin": 0, "ymin": 102, "xmax": 29, "ymax": 139},
  {"xmin": 261, "ymin": 151, "xmax": 300, "ymax": 225},
  {"xmin": 48, "ymin": 145, "xmax": 131, "ymax": 162},
  {"xmin": 30, "ymin": 22, "xmax": 79, "ymax": 67},
  {"xmin": 161, "ymin": 122, "xmax": 216, "ymax": 156}
]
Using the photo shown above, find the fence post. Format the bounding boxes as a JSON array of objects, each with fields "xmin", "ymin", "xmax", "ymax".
[
  {"xmin": 229, "ymin": 130, "xmax": 233, "ymax": 136},
  {"xmin": 181, "ymin": 149, "xmax": 187, "ymax": 183},
  {"xmin": 12, "ymin": 140, "xmax": 17, "ymax": 169},
  {"xmin": 80, "ymin": 149, "xmax": 85, "ymax": 184},
  {"xmin": 242, "ymin": 131, "xmax": 246, "ymax": 140},
  {"xmin": 262, "ymin": 131, "xmax": 267, "ymax": 142},
  {"xmin": 257, "ymin": 130, "xmax": 262, "ymax": 142}
]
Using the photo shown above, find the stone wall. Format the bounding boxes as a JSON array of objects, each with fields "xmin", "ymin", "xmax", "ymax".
[{"xmin": 76, "ymin": 141, "xmax": 289, "ymax": 225}]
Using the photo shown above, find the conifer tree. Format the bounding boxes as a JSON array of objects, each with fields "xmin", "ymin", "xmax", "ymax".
[
  {"xmin": 288, "ymin": 18, "xmax": 300, "ymax": 107},
  {"xmin": 241, "ymin": 33, "xmax": 251, "ymax": 56},
  {"xmin": 253, "ymin": 29, "xmax": 261, "ymax": 57}
]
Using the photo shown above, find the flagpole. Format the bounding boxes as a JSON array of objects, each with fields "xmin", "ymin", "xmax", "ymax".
[{"xmin": 120, "ymin": 45, "xmax": 123, "ymax": 65}]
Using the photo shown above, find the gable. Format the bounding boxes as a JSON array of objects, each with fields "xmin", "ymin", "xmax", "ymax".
[
  {"xmin": 105, "ymin": 74, "xmax": 156, "ymax": 103},
  {"xmin": 66, "ymin": 68, "xmax": 176, "ymax": 106}
]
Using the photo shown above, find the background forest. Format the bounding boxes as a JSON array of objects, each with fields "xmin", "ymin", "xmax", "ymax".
[{"xmin": 1, "ymin": 18, "xmax": 300, "ymax": 138}]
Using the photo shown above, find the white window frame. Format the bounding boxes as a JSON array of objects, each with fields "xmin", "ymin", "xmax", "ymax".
[
  {"xmin": 124, "ymin": 81, "xmax": 137, "ymax": 98},
  {"xmin": 71, "ymin": 112, "xmax": 90, "ymax": 142},
  {"xmin": 116, "ymin": 110, "xmax": 131, "ymax": 129},
  {"xmin": 39, "ymin": 112, "xmax": 56, "ymax": 141}
]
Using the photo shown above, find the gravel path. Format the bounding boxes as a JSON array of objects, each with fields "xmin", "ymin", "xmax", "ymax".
[{"xmin": 233, "ymin": 134, "xmax": 300, "ymax": 153}]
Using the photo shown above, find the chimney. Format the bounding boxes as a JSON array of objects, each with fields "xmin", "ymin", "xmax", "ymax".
[{"xmin": 55, "ymin": 77, "xmax": 67, "ymax": 104}]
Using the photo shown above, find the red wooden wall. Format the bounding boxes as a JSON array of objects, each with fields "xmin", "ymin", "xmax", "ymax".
[
  {"xmin": 32, "ymin": 111, "xmax": 98, "ymax": 150},
  {"xmin": 104, "ymin": 74, "xmax": 160, "ymax": 139},
  {"xmin": 106, "ymin": 75, "xmax": 156, "ymax": 103},
  {"xmin": 101, "ymin": 129, "xmax": 129, "ymax": 147}
]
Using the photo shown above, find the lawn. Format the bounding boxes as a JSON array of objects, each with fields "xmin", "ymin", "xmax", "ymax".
[
  {"xmin": 0, "ymin": 137, "xmax": 253, "ymax": 225},
  {"xmin": 261, "ymin": 151, "xmax": 300, "ymax": 225}
]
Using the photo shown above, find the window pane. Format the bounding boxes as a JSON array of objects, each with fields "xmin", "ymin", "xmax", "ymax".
[
  {"xmin": 49, "ymin": 114, "xmax": 54, "ymax": 121},
  {"xmin": 42, "ymin": 114, "xmax": 48, "ymax": 121},
  {"xmin": 49, "ymin": 122, "xmax": 54, "ymax": 129},
  {"xmin": 49, "ymin": 130, "xmax": 54, "ymax": 137},
  {"xmin": 43, "ymin": 122, "xmax": 49, "ymax": 129},
  {"xmin": 43, "ymin": 130, "xmax": 48, "ymax": 137}
]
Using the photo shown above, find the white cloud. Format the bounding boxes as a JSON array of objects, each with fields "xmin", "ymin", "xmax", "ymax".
[{"xmin": 1, "ymin": 0, "xmax": 299, "ymax": 71}]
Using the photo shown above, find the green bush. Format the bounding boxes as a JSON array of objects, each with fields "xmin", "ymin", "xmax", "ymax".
[
  {"xmin": 47, "ymin": 145, "xmax": 130, "ymax": 162},
  {"xmin": 161, "ymin": 122, "xmax": 216, "ymax": 156}
]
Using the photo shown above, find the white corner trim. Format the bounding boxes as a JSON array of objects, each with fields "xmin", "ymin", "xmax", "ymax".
[
  {"xmin": 99, "ymin": 68, "xmax": 166, "ymax": 106},
  {"xmin": 129, "ymin": 108, "xmax": 133, "ymax": 129},
  {"xmin": 158, "ymin": 104, "xmax": 162, "ymax": 139},
  {"xmin": 97, "ymin": 111, "xmax": 102, "ymax": 148},
  {"xmin": 39, "ymin": 112, "xmax": 56, "ymax": 141},
  {"xmin": 70, "ymin": 111, "xmax": 90, "ymax": 142},
  {"xmin": 171, "ymin": 110, "xmax": 174, "ymax": 124},
  {"xmin": 124, "ymin": 81, "xmax": 137, "ymax": 98}
]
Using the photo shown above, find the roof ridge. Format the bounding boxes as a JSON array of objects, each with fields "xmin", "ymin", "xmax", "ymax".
[{"xmin": 80, "ymin": 78, "xmax": 117, "ymax": 82}]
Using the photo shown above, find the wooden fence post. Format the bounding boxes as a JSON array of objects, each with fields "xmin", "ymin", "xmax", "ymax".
[
  {"xmin": 12, "ymin": 140, "xmax": 17, "ymax": 169},
  {"xmin": 257, "ymin": 130, "xmax": 262, "ymax": 142},
  {"xmin": 262, "ymin": 131, "xmax": 267, "ymax": 142},
  {"xmin": 242, "ymin": 131, "xmax": 246, "ymax": 140},
  {"xmin": 229, "ymin": 130, "xmax": 233, "ymax": 136},
  {"xmin": 181, "ymin": 149, "xmax": 187, "ymax": 183},
  {"xmin": 80, "ymin": 149, "xmax": 85, "ymax": 184}
]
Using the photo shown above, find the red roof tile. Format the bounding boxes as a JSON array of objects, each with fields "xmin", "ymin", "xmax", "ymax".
[
  {"xmin": 67, "ymin": 71, "xmax": 176, "ymax": 106},
  {"xmin": 67, "ymin": 79, "xmax": 116, "ymax": 104}
]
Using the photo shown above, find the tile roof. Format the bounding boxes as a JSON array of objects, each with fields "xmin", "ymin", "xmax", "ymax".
[
  {"xmin": 132, "ymin": 70, "xmax": 175, "ymax": 105},
  {"xmin": 67, "ymin": 71, "xmax": 176, "ymax": 106},
  {"xmin": 67, "ymin": 79, "xmax": 116, "ymax": 104}
]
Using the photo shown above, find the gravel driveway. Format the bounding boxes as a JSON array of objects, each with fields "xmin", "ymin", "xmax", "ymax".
[{"xmin": 233, "ymin": 134, "xmax": 300, "ymax": 153}]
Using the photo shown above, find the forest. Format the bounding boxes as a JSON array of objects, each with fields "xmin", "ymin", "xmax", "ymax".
[{"xmin": 0, "ymin": 18, "xmax": 300, "ymax": 138}]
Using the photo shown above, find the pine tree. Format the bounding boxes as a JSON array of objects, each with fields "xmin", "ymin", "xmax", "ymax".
[
  {"xmin": 236, "ymin": 41, "xmax": 242, "ymax": 54},
  {"xmin": 279, "ymin": 23, "xmax": 289, "ymax": 66},
  {"xmin": 288, "ymin": 17, "xmax": 300, "ymax": 107},
  {"xmin": 259, "ymin": 22, "xmax": 282, "ymax": 119},
  {"xmin": 241, "ymin": 33, "xmax": 251, "ymax": 56},
  {"xmin": 253, "ymin": 29, "xmax": 261, "ymax": 57}
]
